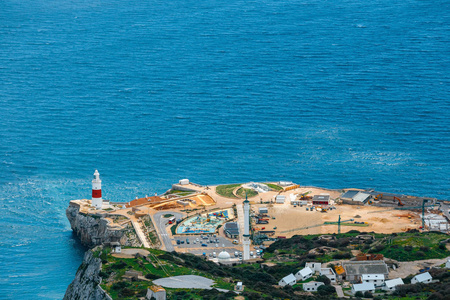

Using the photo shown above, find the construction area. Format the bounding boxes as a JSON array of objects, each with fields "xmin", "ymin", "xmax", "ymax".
[{"xmin": 75, "ymin": 177, "xmax": 449, "ymax": 257}]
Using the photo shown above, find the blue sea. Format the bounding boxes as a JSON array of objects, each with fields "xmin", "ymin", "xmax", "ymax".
[{"xmin": 0, "ymin": 0, "xmax": 449, "ymax": 298}]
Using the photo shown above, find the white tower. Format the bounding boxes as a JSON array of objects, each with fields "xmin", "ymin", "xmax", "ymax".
[
  {"xmin": 91, "ymin": 170, "xmax": 102, "ymax": 209},
  {"xmin": 243, "ymin": 195, "xmax": 251, "ymax": 260}
]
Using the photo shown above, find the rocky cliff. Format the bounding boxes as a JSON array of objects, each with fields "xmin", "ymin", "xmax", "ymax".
[
  {"xmin": 66, "ymin": 202, "xmax": 129, "ymax": 248},
  {"xmin": 64, "ymin": 248, "xmax": 112, "ymax": 300}
]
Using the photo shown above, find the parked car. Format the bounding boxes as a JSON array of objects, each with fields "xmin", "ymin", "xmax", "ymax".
[
  {"xmin": 202, "ymin": 244, "xmax": 207, "ymax": 247},
  {"xmin": 176, "ymin": 240, "xmax": 181, "ymax": 245}
]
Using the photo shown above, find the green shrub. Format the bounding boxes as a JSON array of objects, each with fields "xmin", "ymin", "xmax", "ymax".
[
  {"xmin": 317, "ymin": 284, "xmax": 336, "ymax": 296},
  {"xmin": 364, "ymin": 291, "xmax": 373, "ymax": 298}
]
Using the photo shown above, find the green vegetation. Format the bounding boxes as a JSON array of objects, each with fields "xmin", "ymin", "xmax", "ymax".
[
  {"xmin": 215, "ymin": 183, "xmax": 241, "ymax": 199},
  {"xmin": 264, "ymin": 231, "xmax": 450, "ymax": 263},
  {"xmin": 167, "ymin": 189, "xmax": 194, "ymax": 196},
  {"xmin": 267, "ymin": 183, "xmax": 283, "ymax": 191},
  {"xmin": 163, "ymin": 214, "xmax": 174, "ymax": 218},
  {"xmin": 95, "ymin": 230, "xmax": 450, "ymax": 299},
  {"xmin": 366, "ymin": 232, "xmax": 450, "ymax": 261},
  {"xmin": 236, "ymin": 187, "xmax": 258, "ymax": 198},
  {"xmin": 170, "ymin": 224, "xmax": 177, "ymax": 235}
]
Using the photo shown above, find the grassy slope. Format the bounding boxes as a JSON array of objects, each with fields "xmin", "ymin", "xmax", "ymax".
[
  {"xmin": 267, "ymin": 183, "xmax": 283, "ymax": 191},
  {"xmin": 236, "ymin": 187, "xmax": 258, "ymax": 198},
  {"xmin": 215, "ymin": 184, "xmax": 241, "ymax": 198}
]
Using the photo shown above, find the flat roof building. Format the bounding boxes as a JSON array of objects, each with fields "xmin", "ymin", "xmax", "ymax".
[
  {"xmin": 223, "ymin": 222, "xmax": 239, "ymax": 238},
  {"xmin": 312, "ymin": 195, "xmax": 329, "ymax": 205},
  {"xmin": 275, "ymin": 195, "xmax": 286, "ymax": 204},
  {"xmin": 361, "ymin": 274, "xmax": 385, "ymax": 287}
]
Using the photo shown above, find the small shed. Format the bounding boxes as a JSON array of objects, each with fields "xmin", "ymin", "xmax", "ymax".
[
  {"xmin": 295, "ymin": 267, "xmax": 313, "ymax": 281},
  {"xmin": 111, "ymin": 242, "xmax": 121, "ymax": 253},
  {"xmin": 445, "ymin": 258, "xmax": 450, "ymax": 269},
  {"xmin": 303, "ymin": 281, "xmax": 324, "ymax": 292},
  {"xmin": 411, "ymin": 272, "xmax": 432, "ymax": 284},
  {"xmin": 312, "ymin": 195, "xmax": 329, "ymax": 205},
  {"xmin": 236, "ymin": 281, "xmax": 243, "ymax": 291},
  {"xmin": 279, "ymin": 273, "xmax": 296, "ymax": 287},
  {"xmin": 146, "ymin": 286, "xmax": 166, "ymax": 300},
  {"xmin": 259, "ymin": 207, "xmax": 268, "ymax": 214},
  {"xmin": 351, "ymin": 282, "xmax": 375, "ymax": 295},
  {"xmin": 275, "ymin": 195, "xmax": 286, "ymax": 204},
  {"xmin": 179, "ymin": 179, "xmax": 189, "ymax": 185},
  {"xmin": 383, "ymin": 278, "xmax": 404, "ymax": 291}
]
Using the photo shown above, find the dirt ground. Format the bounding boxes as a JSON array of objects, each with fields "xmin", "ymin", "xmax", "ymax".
[
  {"xmin": 389, "ymin": 258, "xmax": 449, "ymax": 278},
  {"xmin": 253, "ymin": 202, "xmax": 422, "ymax": 238}
]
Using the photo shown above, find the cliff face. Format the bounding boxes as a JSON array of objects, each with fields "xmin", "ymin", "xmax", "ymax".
[
  {"xmin": 64, "ymin": 249, "xmax": 112, "ymax": 300},
  {"xmin": 66, "ymin": 203, "xmax": 125, "ymax": 248}
]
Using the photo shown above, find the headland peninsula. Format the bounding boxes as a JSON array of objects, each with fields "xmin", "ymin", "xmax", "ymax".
[{"xmin": 64, "ymin": 171, "xmax": 450, "ymax": 300}]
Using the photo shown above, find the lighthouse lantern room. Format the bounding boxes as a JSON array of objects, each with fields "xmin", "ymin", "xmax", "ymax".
[{"xmin": 92, "ymin": 170, "xmax": 102, "ymax": 209}]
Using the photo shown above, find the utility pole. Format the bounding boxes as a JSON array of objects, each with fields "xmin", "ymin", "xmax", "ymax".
[{"xmin": 338, "ymin": 215, "xmax": 341, "ymax": 235}]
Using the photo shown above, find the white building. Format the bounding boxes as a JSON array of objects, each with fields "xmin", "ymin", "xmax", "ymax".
[
  {"xmin": 306, "ymin": 262, "xmax": 322, "ymax": 273},
  {"xmin": 179, "ymin": 179, "xmax": 189, "ymax": 185},
  {"xmin": 295, "ymin": 267, "xmax": 313, "ymax": 281},
  {"xmin": 383, "ymin": 278, "xmax": 404, "ymax": 291},
  {"xmin": 320, "ymin": 267, "xmax": 337, "ymax": 283},
  {"xmin": 303, "ymin": 281, "xmax": 324, "ymax": 292},
  {"xmin": 445, "ymin": 258, "xmax": 450, "ymax": 268},
  {"xmin": 279, "ymin": 274, "xmax": 296, "ymax": 287},
  {"xmin": 361, "ymin": 274, "xmax": 385, "ymax": 287},
  {"xmin": 351, "ymin": 282, "xmax": 375, "ymax": 295},
  {"xmin": 411, "ymin": 272, "xmax": 432, "ymax": 284},
  {"xmin": 275, "ymin": 195, "xmax": 286, "ymax": 204},
  {"xmin": 236, "ymin": 282, "xmax": 243, "ymax": 291}
]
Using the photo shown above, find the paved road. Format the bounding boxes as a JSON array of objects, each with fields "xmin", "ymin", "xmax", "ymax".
[
  {"xmin": 153, "ymin": 211, "xmax": 184, "ymax": 252},
  {"xmin": 334, "ymin": 285, "xmax": 346, "ymax": 298}
]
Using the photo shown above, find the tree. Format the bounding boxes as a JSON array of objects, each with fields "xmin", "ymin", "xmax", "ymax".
[
  {"xmin": 316, "ymin": 275, "xmax": 331, "ymax": 285},
  {"xmin": 355, "ymin": 291, "xmax": 364, "ymax": 297},
  {"xmin": 317, "ymin": 284, "xmax": 336, "ymax": 296},
  {"xmin": 364, "ymin": 291, "xmax": 373, "ymax": 298}
]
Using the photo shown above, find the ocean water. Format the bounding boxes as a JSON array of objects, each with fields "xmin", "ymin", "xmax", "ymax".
[{"xmin": 0, "ymin": 0, "xmax": 449, "ymax": 298}]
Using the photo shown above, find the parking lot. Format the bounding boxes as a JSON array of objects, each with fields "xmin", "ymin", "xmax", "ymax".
[
  {"xmin": 174, "ymin": 234, "xmax": 236, "ymax": 249},
  {"xmin": 171, "ymin": 234, "xmax": 264, "ymax": 259}
]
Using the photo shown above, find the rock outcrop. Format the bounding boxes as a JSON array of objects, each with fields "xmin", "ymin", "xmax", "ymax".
[
  {"xmin": 66, "ymin": 202, "xmax": 126, "ymax": 248},
  {"xmin": 64, "ymin": 248, "xmax": 112, "ymax": 300}
]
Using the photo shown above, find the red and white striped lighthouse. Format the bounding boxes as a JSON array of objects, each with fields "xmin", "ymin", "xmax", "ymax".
[{"xmin": 92, "ymin": 170, "xmax": 102, "ymax": 209}]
